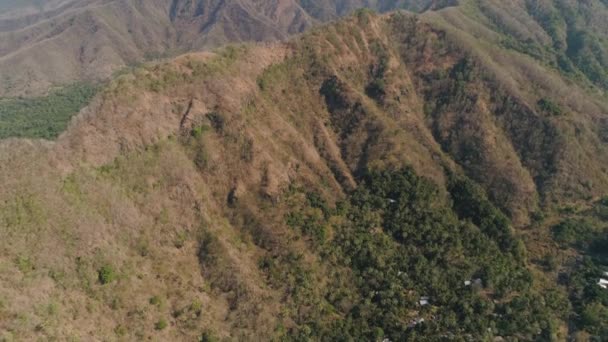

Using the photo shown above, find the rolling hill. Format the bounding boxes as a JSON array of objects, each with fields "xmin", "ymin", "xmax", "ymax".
[{"xmin": 0, "ymin": 0, "xmax": 607, "ymax": 341}]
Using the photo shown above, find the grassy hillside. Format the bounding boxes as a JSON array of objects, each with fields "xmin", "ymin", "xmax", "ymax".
[{"xmin": 0, "ymin": 6, "xmax": 607, "ymax": 342}]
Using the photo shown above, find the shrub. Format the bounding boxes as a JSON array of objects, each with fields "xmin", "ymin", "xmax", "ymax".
[
  {"xmin": 581, "ymin": 302, "xmax": 608, "ymax": 333},
  {"xmin": 531, "ymin": 211, "xmax": 545, "ymax": 223},
  {"xmin": 552, "ymin": 219, "xmax": 595, "ymax": 248},
  {"xmin": 98, "ymin": 265, "xmax": 116, "ymax": 285},
  {"xmin": 149, "ymin": 296, "xmax": 162, "ymax": 306},
  {"xmin": 155, "ymin": 319, "xmax": 168, "ymax": 330},
  {"xmin": 199, "ymin": 330, "xmax": 219, "ymax": 342},
  {"xmin": 190, "ymin": 300, "xmax": 203, "ymax": 317},
  {"xmin": 198, "ymin": 232, "xmax": 222, "ymax": 266},
  {"xmin": 15, "ymin": 256, "xmax": 34, "ymax": 273},
  {"xmin": 542, "ymin": 254, "xmax": 558, "ymax": 271},
  {"xmin": 306, "ymin": 192, "xmax": 330, "ymax": 218},
  {"xmin": 206, "ymin": 112, "xmax": 225, "ymax": 132},
  {"xmin": 365, "ymin": 79, "xmax": 386, "ymax": 101},
  {"xmin": 114, "ymin": 325, "xmax": 127, "ymax": 336},
  {"xmin": 190, "ymin": 125, "xmax": 206, "ymax": 138},
  {"xmin": 354, "ymin": 8, "xmax": 375, "ymax": 25},
  {"xmin": 537, "ymin": 98, "xmax": 563, "ymax": 116}
]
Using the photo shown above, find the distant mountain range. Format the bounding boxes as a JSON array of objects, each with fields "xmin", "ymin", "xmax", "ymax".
[
  {"xmin": 1, "ymin": 0, "xmax": 605, "ymax": 98},
  {"xmin": 0, "ymin": 0, "xmax": 457, "ymax": 97}
]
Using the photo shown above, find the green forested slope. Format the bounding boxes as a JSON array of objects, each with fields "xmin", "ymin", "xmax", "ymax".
[{"xmin": 0, "ymin": 84, "xmax": 96, "ymax": 139}]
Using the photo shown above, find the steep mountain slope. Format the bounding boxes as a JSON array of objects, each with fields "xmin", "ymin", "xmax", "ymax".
[
  {"xmin": 427, "ymin": 1, "xmax": 608, "ymax": 208},
  {"xmin": 1, "ymin": 5, "xmax": 608, "ymax": 340}
]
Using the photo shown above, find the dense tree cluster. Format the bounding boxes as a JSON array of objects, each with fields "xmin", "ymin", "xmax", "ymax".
[
  {"xmin": 0, "ymin": 84, "xmax": 96, "ymax": 139},
  {"xmin": 280, "ymin": 169, "xmax": 564, "ymax": 340}
]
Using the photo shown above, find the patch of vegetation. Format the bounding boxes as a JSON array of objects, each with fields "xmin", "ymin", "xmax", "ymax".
[
  {"xmin": 199, "ymin": 330, "xmax": 219, "ymax": 342},
  {"xmin": 114, "ymin": 324, "xmax": 128, "ymax": 337},
  {"xmin": 285, "ymin": 210, "xmax": 326, "ymax": 245},
  {"xmin": 365, "ymin": 41, "xmax": 390, "ymax": 102},
  {"xmin": 155, "ymin": 318, "xmax": 168, "ymax": 330},
  {"xmin": 552, "ymin": 218, "xmax": 596, "ymax": 249},
  {"xmin": 15, "ymin": 255, "xmax": 35, "ymax": 274},
  {"xmin": 354, "ymin": 8, "xmax": 375, "ymax": 25},
  {"xmin": 501, "ymin": 36, "xmax": 554, "ymax": 63},
  {"xmin": 1, "ymin": 193, "xmax": 46, "ymax": 233},
  {"xmin": 191, "ymin": 124, "xmax": 211, "ymax": 139},
  {"xmin": 190, "ymin": 300, "xmax": 203, "ymax": 317},
  {"xmin": 449, "ymin": 176, "xmax": 519, "ymax": 253},
  {"xmin": 538, "ymin": 98, "xmax": 564, "ymax": 116},
  {"xmin": 0, "ymin": 84, "xmax": 97, "ymax": 139},
  {"xmin": 181, "ymin": 125, "xmax": 210, "ymax": 171},
  {"xmin": 256, "ymin": 60, "xmax": 293, "ymax": 92},
  {"xmin": 98, "ymin": 265, "xmax": 117, "ymax": 285},
  {"xmin": 149, "ymin": 295, "xmax": 162, "ymax": 306},
  {"xmin": 206, "ymin": 112, "xmax": 225, "ymax": 133}
]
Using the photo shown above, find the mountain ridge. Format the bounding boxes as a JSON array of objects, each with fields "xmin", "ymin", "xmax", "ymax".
[{"xmin": 0, "ymin": 1, "xmax": 608, "ymax": 340}]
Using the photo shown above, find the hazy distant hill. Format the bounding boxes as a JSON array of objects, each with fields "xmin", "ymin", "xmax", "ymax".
[
  {"xmin": 1, "ymin": 0, "xmax": 606, "ymax": 98},
  {"xmin": 0, "ymin": 0, "xmax": 45, "ymax": 12},
  {"xmin": 0, "ymin": 0, "xmax": 455, "ymax": 97}
]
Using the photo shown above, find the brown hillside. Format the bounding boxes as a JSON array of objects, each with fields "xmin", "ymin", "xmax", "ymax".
[
  {"xmin": 1, "ymin": 7, "xmax": 608, "ymax": 339},
  {"xmin": 0, "ymin": 0, "xmax": 312, "ymax": 97}
]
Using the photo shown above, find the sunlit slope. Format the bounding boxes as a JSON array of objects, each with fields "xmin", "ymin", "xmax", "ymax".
[{"xmin": 0, "ymin": 7, "xmax": 607, "ymax": 340}]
